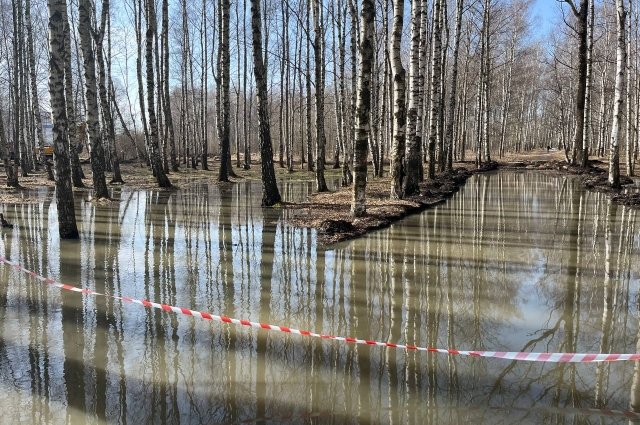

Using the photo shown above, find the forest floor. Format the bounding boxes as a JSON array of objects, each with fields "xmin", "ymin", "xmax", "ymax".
[
  {"xmin": 0, "ymin": 157, "xmax": 342, "ymax": 204},
  {"xmin": 0, "ymin": 150, "xmax": 638, "ymax": 242}
]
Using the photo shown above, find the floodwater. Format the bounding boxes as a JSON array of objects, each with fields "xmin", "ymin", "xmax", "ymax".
[{"xmin": 0, "ymin": 172, "xmax": 639, "ymax": 424}]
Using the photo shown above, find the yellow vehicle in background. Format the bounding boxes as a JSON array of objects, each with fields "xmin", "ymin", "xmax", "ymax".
[{"xmin": 44, "ymin": 145, "xmax": 53, "ymax": 159}]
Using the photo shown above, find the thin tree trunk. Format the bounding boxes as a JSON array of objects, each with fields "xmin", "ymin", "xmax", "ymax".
[
  {"xmin": 249, "ymin": 0, "xmax": 281, "ymax": 205},
  {"xmin": 78, "ymin": 0, "xmax": 109, "ymax": 199},
  {"xmin": 625, "ymin": 0, "xmax": 634, "ymax": 176},
  {"xmin": 427, "ymin": 0, "xmax": 443, "ymax": 180},
  {"xmin": 313, "ymin": 0, "xmax": 328, "ymax": 191},
  {"xmin": 47, "ymin": 0, "xmax": 79, "ymax": 239},
  {"xmin": 581, "ymin": 0, "xmax": 595, "ymax": 167},
  {"xmin": 26, "ymin": 0, "xmax": 53, "ymax": 181},
  {"xmin": 0, "ymin": 104, "xmax": 18, "ymax": 187},
  {"xmin": 95, "ymin": 0, "xmax": 123, "ymax": 183},
  {"xmin": 389, "ymin": 0, "xmax": 406, "ymax": 199},
  {"xmin": 444, "ymin": 0, "xmax": 464, "ymax": 170},
  {"xmin": 145, "ymin": 0, "xmax": 171, "ymax": 187},
  {"xmin": 351, "ymin": 0, "xmax": 375, "ymax": 216},
  {"xmin": 567, "ymin": 0, "xmax": 589, "ymax": 164},
  {"xmin": 62, "ymin": 8, "xmax": 84, "ymax": 187},
  {"xmin": 163, "ymin": 0, "xmax": 178, "ymax": 172},
  {"xmin": 218, "ymin": 0, "xmax": 232, "ymax": 181},
  {"xmin": 608, "ymin": 0, "xmax": 626, "ymax": 187},
  {"xmin": 403, "ymin": 0, "xmax": 422, "ymax": 195}
]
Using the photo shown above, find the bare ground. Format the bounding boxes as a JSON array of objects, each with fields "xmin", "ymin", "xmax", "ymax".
[{"xmin": 0, "ymin": 159, "xmax": 341, "ymax": 204}]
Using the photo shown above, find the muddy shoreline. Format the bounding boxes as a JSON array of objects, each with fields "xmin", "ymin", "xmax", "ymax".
[{"xmin": 288, "ymin": 159, "xmax": 639, "ymax": 245}]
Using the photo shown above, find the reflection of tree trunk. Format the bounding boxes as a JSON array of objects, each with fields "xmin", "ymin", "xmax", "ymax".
[
  {"xmin": 61, "ymin": 241, "xmax": 86, "ymax": 419},
  {"xmin": 557, "ymin": 189, "xmax": 582, "ymax": 408},
  {"xmin": 595, "ymin": 201, "xmax": 618, "ymax": 407},
  {"xmin": 386, "ymin": 223, "xmax": 401, "ymax": 425},
  {"xmin": 221, "ymin": 199, "xmax": 238, "ymax": 419},
  {"xmin": 630, "ymin": 317, "xmax": 640, "ymax": 413},
  {"xmin": 256, "ymin": 220, "xmax": 275, "ymax": 423}
]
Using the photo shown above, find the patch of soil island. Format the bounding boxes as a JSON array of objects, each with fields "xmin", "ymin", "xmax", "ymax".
[{"xmin": 288, "ymin": 168, "xmax": 473, "ymax": 245}]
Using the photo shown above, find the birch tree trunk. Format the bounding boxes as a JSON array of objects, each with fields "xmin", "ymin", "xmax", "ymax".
[
  {"xmin": 162, "ymin": 0, "xmax": 178, "ymax": 172},
  {"xmin": 580, "ymin": 0, "xmax": 594, "ymax": 167},
  {"xmin": 135, "ymin": 0, "xmax": 149, "ymax": 159},
  {"xmin": 62, "ymin": 9, "xmax": 84, "ymax": 187},
  {"xmin": 96, "ymin": 0, "xmax": 124, "ymax": 183},
  {"xmin": 47, "ymin": 0, "xmax": 79, "ymax": 239},
  {"xmin": 403, "ymin": 0, "xmax": 422, "ymax": 195},
  {"xmin": 250, "ymin": 0, "xmax": 281, "ymax": 205},
  {"xmin": 625, "ymin": 0, "xmax": 634, "ymax": 176},
  {"xmin": 351, "ymin": 0, "xmax": 375, "ymax": 216},
  {"xmin": 565, "ymin": 0, "xmax": 588, "ymax": 164},
  {"xmin": 444, "ymin": 0, "xmax": 464, "ymax": 171},
  {"xmin": 26, "ymin": 0, "xmax": 54, "ymax": 181},
  {"xmin": 389, "ymin": 0, "xmax": 406, "ymax": 199},
  {"xmin": 481, "ymin": 0, "xmax": 491, "ymax": 163},
  {"xmin": 426, "ymin": 0, "xmax": 442, "ymax": 180},
  {"xmin": 0, "ymin": 104, "xmax": 18, "ymax": 187},
  {"xmin": 305, "ymin": 0, "xmax": 314, "ymax": 173},
  {"xmin": 78, "ymin": 0, "xmax": 109, "ymax": 199},
  {"xmin": 608, "ymin": 0, "xmax": 626, "ymax": 187},
  {"xmin": 145, "ymin": 0, "xmax": 171, "ymax": 187},
  {"xmin": 313, "ymin": 0, "xmax": 328, "ymax": 192},
  {"xmin": 218, "ymin": 0, "xmax": 232, "ymax": 181}
]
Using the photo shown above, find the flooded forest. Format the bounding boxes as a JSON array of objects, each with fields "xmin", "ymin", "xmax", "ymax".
[{"xmin": 0, "ymin": 0, "xmax": 639, "ymax": 423}]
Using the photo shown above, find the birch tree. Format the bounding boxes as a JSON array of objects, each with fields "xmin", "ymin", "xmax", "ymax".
[
  {"xmin": 444, "ymin": 0, "xmax": 464, "ymax": 170},
  {"xmin": 351, "ymin": 0, "xmax": 374, "ymax": 216},
  {"xmin": 608, "ymin": 0, "xmax": 626, "ymax": 187},
  {"xmin": 313, "ymin": 0, "xmax": 328, "ymax": 192},
  {"xmin": 250, "ymin": 0, "xmax": 281, "ymax": 205},
  {"xmin": 78, "ymin": 0, "xmax": 109, "ymax": 199},
  {"xmin": 26, "ymin": 0, "xmax": 53, "ymax": 181},
  {"xmin": 426, "ymin": 0, "xmax": 443, "ymax": 180},
  {"xmin": 47, "ymin": 0, "xmax": 79, "ymax": 239},
  {"xmin": 62, "ymin": 9, "xmax": 84, "ymax": 186},
  {"xmin": 402, "ymin": 0, "xmax": 422, "ymax": 195},
  {"xmin": 389, "ymin": 0, "xmax": 405, "ymax": 199},
  {"xmin": 0, "ymin": 104, "xmax": 18, "ymax": 187},
  {"xmin": 144, "ymin": 0, "xmax": 171, "ymax": 187},
  {"xmin": 562, "ymin": 0, "xmax": 589, "ymax": 164},
  {"xmin": 218, "ymin": 0, "xmax": 232, "ymax": 181},
  {"xmin": 580, "ymin": 0, "xmax": 594, "ymax": 167},
  {"xmin": 162, "ymin": 0, "xmax": 178, "ymax": 172}
]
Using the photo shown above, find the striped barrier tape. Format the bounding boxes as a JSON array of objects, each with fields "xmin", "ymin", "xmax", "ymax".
[{"xmin": 1, "ymin": 255, "xmax": 639, "ymax": 363}]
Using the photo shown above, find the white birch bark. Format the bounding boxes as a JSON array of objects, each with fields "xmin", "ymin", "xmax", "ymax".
[{"xmin": 608, "ymin": 0, "xmax": 626, "ymax": 187}]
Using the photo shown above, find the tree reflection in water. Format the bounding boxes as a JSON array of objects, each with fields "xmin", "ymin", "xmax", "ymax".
[{"xmin": 0, "ymin": 172, "xmax": 638, "ymax": 424}]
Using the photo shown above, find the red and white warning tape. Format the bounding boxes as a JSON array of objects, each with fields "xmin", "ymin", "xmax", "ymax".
[{"xmin": 1, "ymin": 255, "xmax": 639, "ymax": 363}]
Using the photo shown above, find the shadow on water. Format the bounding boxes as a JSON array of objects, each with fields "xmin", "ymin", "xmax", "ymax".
[{"xmin": 0, "ymin": 172, "xmax": 639, "ymax": 424}]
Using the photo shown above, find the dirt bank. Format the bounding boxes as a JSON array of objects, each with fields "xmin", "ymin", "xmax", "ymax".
[{"xmin": 287, "ymin": 168, "xmax": 474, "ymax": 244}]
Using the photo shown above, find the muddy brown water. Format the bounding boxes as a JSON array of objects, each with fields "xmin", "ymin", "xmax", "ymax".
[{"xmin": 0, "ymin": 171, "xmax": 639, "ymax": 424}]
